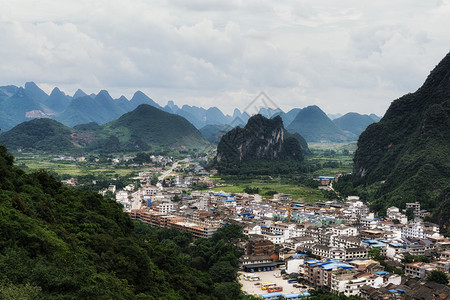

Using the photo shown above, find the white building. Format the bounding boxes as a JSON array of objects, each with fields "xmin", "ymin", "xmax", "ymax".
[
  {"xmin": 405, "ymin": 262, "xmax": 437, "ymax": 278},
  {"xmin": 159, "ymin": 202, "xmax": 175, "ymax": 214},
  {"xmin": 402, "ymin": 221, "xmax": 425, "ymax": 239},
  {"xmin": 285, "ymin": 255, "xmax": 308, "ymax": 274},
  {"xmin": 328, "ymin": 224, "xmax": 358, "ymax": 236}
]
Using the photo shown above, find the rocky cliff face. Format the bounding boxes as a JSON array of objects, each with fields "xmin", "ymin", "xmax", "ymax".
[
  {"xmin": 352, "ymin": 52, "xmax": 450, "ymax": 227},
  {"xmin": 216, "ymin": 114, "xmax": 304, "ymax": 163}
]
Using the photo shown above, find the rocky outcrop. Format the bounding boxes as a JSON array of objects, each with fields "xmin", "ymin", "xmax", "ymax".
[{"xmin": 216, "ymin": 114, "xmax": 305, "ymax": 163}]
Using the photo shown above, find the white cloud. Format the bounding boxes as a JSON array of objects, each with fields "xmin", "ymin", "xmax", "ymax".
[{"xmin": 0, "ymin": 0, "xmax": 449, "ymax": 116}]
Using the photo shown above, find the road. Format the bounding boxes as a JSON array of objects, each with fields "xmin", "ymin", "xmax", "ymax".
[{"xmin": 158, "ymin": 161, "xmax": 179, "ymax": 181}]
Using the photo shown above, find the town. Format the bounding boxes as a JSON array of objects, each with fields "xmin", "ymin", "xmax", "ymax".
[{"xmin": 95, "ymin": 158, "xmax": 450, "ymax": 300}]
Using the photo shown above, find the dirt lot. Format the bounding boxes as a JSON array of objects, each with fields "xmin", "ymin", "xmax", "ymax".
[{"xmin": 238, "ymin": 269, "xmax": 306, "ymax": 297}]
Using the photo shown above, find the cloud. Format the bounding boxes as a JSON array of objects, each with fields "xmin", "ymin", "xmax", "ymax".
[{"xmin": 0, "ymin": 0, "xmax": 450, "ymax": 116}]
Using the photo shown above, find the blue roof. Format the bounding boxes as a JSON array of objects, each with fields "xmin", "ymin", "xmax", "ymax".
[
  {"xmin": 321, "ymin": 262, "xmax": 354, "ymax": 270},
  {"xmin": 376, "ymin": 271, "xmax": 389, "ymax": 275},
  {"xmin": 389, "ymin": 289, "xmax": 398, "ymax": 293},
  {"xmin": 218, "ymin": 193, "xmax": 232, "ymax": 197},
  {"xmin": 291, "ymin": 254, "xmax": 307, "ymax": 258},
  {"xmin": 285, "ymin": 292, "xmax": 311, "ymax": 298},
  {"xmin": 260, "ymin": 292, "xmax": 283, "ymax": 298},
  {"xmin": 390, "ymin": 242, "xmax": 403, "ymax": 247}
]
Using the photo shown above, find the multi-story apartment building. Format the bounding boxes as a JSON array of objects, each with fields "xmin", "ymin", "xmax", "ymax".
[{"xmin": 404, "ymin": 262, "xmax": 437, "ymax": 278}]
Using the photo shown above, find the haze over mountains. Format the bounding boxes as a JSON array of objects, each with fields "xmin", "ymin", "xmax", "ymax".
[
  {"xmin": 0, "ymin": 104, "xmax": 209, "ymax": 152},
  {"xmin": 0, "ymin": 82, "xmax": 381, "ymax": 143}
]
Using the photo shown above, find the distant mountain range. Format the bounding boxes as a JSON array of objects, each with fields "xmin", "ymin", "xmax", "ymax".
[
  {"xmin": 199, "ymin": 124, "xmax": 234, "ymax": 144},
  {"xmin": 333, "ymin": 112, "xmax": 380, "ymax": 138},
  {"xmin": 0, "ymin": 82, "xmax": 381, "ymax": 143},
  {"xmin": 0, "ymin": 104, "xmax": 209, "ymax": 153}
]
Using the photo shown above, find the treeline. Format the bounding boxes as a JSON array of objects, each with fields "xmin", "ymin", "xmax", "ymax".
[
  {"xmin": 0, "ymin": 145, "xmax": 256, "ymax": 299},
  {"xmin": 213, "ymin": 158, "xmax": 306, "ymax": 175}
]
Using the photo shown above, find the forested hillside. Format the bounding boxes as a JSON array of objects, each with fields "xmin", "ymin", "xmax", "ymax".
[
  {"xmin": 336, "ymin": 52, "xmax": 450, "ymax": 230},
  {"xmin": 0, "ymin": 118, "xmax": 77, "ymax": 152},
  {"xmin": 214, "ymin": 114, "xmax": 307, "ymax": 175},
  {"xmin": 0, "ymin": 145, "xmax": 255, "ymax": 299}
]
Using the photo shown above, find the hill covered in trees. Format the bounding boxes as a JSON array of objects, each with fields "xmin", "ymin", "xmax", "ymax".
[
  {"xmin": 97, "ymin": 104, "xmax": 209, "ymax": 150},
  {"xmin": 213, "ymin": 114, "xmax": 308, "ymax": 174},
  {"xmin": 0, "ymin": 104, "xmax": 210, "ymax": 153},
  {"xmin": 0, "ymin": 118, "xmax": 78, "ymax": 152},
  {"xmin": 199, "ymin": 124, "xmax": 233, "ymax": 144},
  {"xmin": 0, "ymin": 145, "xmax": 256, "ymax": 299},
  {"xmin": 287, "ymin": 105, "xmax": 350, "ymax": 142},
  {"xmin": 336, "ymin": 52, "xmax": 450, "ymax": 230},
  {"xmin": 333, "ymin": 112, "xmax": 377, "ymax": 137}
]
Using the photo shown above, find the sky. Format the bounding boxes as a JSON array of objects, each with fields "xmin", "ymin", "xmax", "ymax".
[{"xmin": 1, "ymin": 0, "xmax": 450, "ymax": 116}]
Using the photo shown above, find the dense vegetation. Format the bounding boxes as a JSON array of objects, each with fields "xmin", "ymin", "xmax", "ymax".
[
  {"xmin": 0, "ymin": 118, "xmax": 78, "ymax": 153},
  {"xmin": 339, "ymin": 52, "xmax": 450, "ymax": 229},
  {"xmin": 96, "ymin": 104, "xmax": 209, "ymax": 150},
  {"xmin": 426, "ymin": 270, "xmax": 449, "ymax": 285},
  {"xmin": 0, "ymin": 145, "xmax": 255, "ymax": 299},
  {"xmin": 0, "ymin": 104, "xmax": 210, "ymax": 153},
  {"xmin": 214, "ymin": 114, "xmax": 306, "ymax": 175}
]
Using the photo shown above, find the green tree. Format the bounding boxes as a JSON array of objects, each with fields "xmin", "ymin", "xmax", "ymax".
[
  {"xmin": 427, "ymin": 270, "xmax": 449, "ymax": 284},
  {"xmin": 209, "ymin": 261, "xmax": 236, "ymax": 283},
  {"xmin": 402, "ymin": 255, "xmax": 430, "ymax": 264},
  {"xmin": 133, "ymin": 152, "xmax": 151, "ymax": 164},
  {"xmin": 368, "ymin": 248, "xmax": 383, "ymax": 261},
  {"xmin": 405, "ymin": 207, "xmax": 415, "ymax": 221},
  {"xmin": 150, "ymin": 174, "xmax": 159, "ymax": 185},
  {"xmin": 0, "ymin": 281, "xmax": 43, "ymax": 300},
  {"xmin": 213, "ymin": 282, "xmax": 241, "ymax": 300}
]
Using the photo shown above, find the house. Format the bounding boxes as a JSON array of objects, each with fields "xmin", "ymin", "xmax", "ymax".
[
  {"xmin": 405, "ymin": 202, "xmax": 421, "ymax": 217},
  {"xmin": 402, "ymin": 221, "xmax": 426, "ymax": 239},
  {"xmin": 404, "ymin": 280, "xmax": 450, "ymax": 300},
  {"xmin": 385, "ymin": 242, "xmax": 406, "ymax": 261},
  {"xmin": 243, "ymin": 236, "xmax": 275, "ymax": 256},
  {"xmin": 404, "ymin": 262, "xmax": 437, "ymax": 278},
  {"xmin": 239, "ymin": 255, "xmax": 278, "ymax": 272},
  {"xmin": 285, "ymin": 254, "xmax": 309, "ymax": 274}
]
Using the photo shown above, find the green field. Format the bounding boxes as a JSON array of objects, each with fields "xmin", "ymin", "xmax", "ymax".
[
  {"xmin": 14, "ymin": 153, "xmax": 151, "ymax": 177},
  {"xmin": 13, "ymin": 141, "xmax": 355, "ymax": 203},
  {"xmin": 208, "ymin": 177, "xmax": 327, "ymax": 203},
  {"xmin": 305, "ymin": 142, "xmax": 356, "ymax": 176}
]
